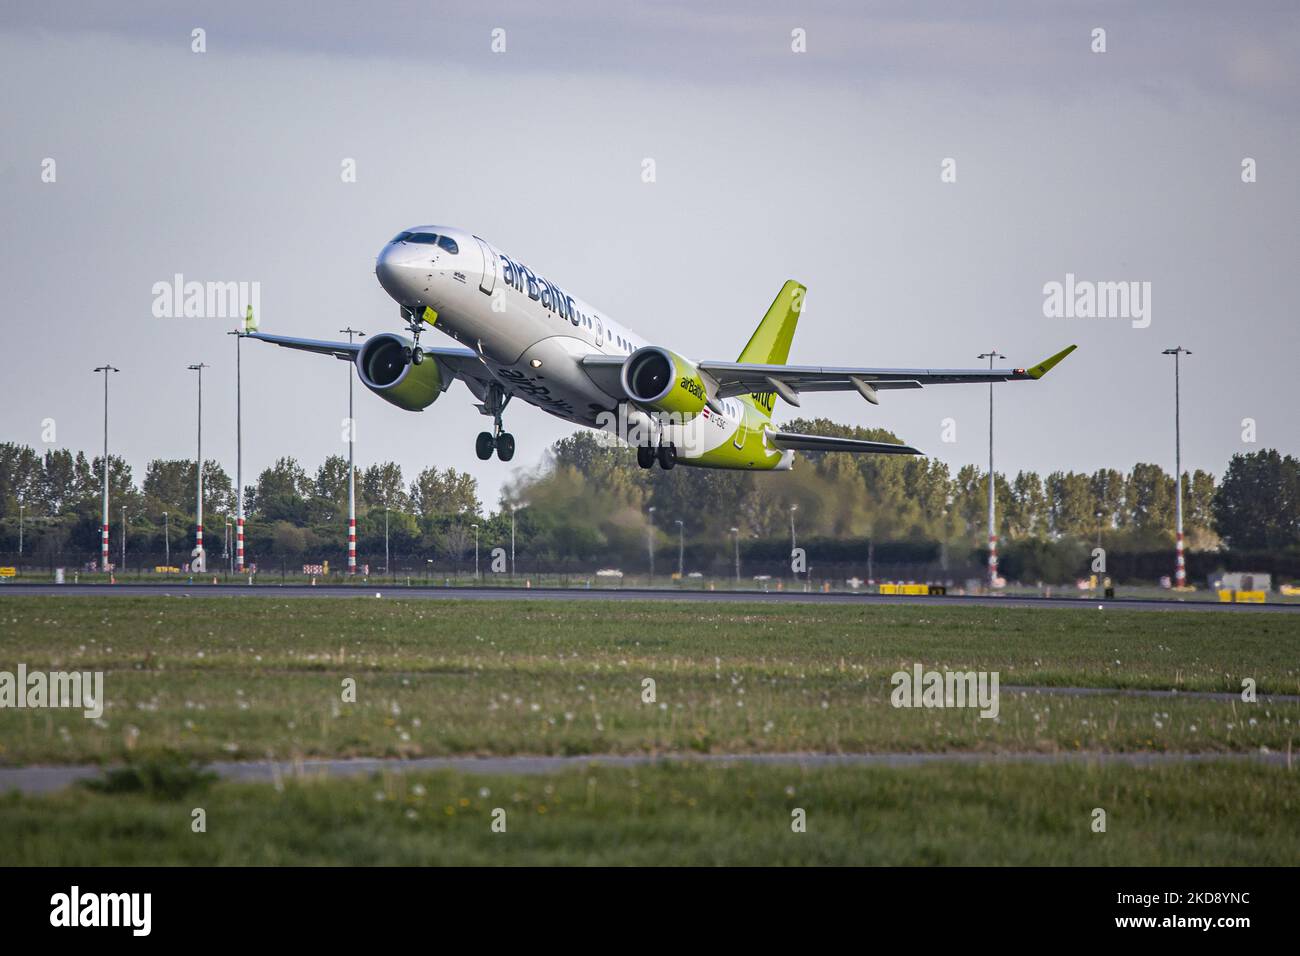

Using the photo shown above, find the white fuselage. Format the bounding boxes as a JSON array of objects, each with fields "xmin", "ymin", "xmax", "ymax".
[{"xmin": 374, "ymin": 225, "xmax": 774, "ymax": 464}]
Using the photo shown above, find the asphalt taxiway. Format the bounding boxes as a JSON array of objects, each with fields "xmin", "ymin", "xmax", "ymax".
[{"xmin": 2, "ymin": 582, "xmax": 1297, "ymax": 613}]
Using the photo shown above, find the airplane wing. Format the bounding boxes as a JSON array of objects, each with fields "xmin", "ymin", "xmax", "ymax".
[
  {"xmin": 766, "ymin": 431, "xmax": 922, "ymax": 456},
  {"xmin": 245, "ymin": 332, "xmax": 491, "ymax": 385},
  {"xmin": 697, "ymin": 344, "xmax": 1077, "ymax": 405}
]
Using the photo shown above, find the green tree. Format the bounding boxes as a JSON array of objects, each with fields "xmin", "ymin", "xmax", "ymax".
[
  {"xmin": 142, "ymin": 459, "xmax": 194, "ymax": 514},
  {"xmin": 410, "ymin": 467, "xmax": 481, "ymax": 518},
  {"xmin": 1186, "ymin": 469, "xmax": 1218, "ymax": 546},
  {"xmin": 254, "ymin": 457, "xmax": 312, "ymax": 523},
  {"xmin": 361, "ymin": 462, "xmax": 409, "ymax": 512},
  {"xmin": 1089, "ymin": 468, "xmax": 1125, "ymax": 531},
  {"xmin": 38, "ymin": 449, "xmax": 95, "ymax": 515},
  {"xmin": 1045, "ymin": 471, "xmax": 1093, "ymax": 537},
  {"xmin": 0, "ymin": 443, "xmax": 42, "ymax": 517},
  {"xmin": 1006, "ymin": 471, "xmax": 1047, "ymax": 540},
  {"xmin": 1124, "ymin": 462, "xmax": 1175, "ymax": 537},
  {"xmin": 315, "ymin": 455, "xmax": 353, "ymax": 504},
  {"xmin": 1213, "ymin": 450, "xmax": 1299, "ymax": 550}
]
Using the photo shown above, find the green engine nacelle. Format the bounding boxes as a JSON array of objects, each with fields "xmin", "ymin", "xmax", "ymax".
[
  {"xmin": 356, "ymin": 333, "xmax": 444, "ymax": 411},
  {"xmin": 622, "ymin": 346, "xmax": 709, "ymax": 419}
]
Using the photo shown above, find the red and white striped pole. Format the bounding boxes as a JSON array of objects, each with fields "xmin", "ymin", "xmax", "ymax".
[
  {"xmin": 1175, "ymin": 530, "xmax": 1186, "ymax": 587},
  {"xmin": 348, "ymin": 517, "xmax": 356, "ymax": 574},
  {"xmin": 231, "ymin": 318, "xmax": 249, "ymax": 574},
  {"xmin": 189, "ymin": 363, "xmax": 208, "ymax": 570},
  {"xmin": 1163, "ymin": 347, "xmax": 1191, "ymax": 589},
  {"xmin": 94, "ymin": 364, "xmax": 118, "ymax": 575},
  {"xmin": 340, "ymin": 327, "xmax": 365, "ymax": 575},
  {"xmin": 979, "ymin": 349, "xmax": 1005, "ymax": 589}
]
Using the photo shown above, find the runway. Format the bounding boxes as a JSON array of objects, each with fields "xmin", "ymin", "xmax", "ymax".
[
  {"xmin": 1, "ymin": 750, "xmax": 1291, "ymax": 795},
  {"xmin": 2, "ymin": 582, "xmax": 1297, "ymax": 612}
]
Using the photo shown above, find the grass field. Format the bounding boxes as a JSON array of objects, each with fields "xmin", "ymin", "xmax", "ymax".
[
  {"xmin": 1, "ymin": 595, "xmax": 1297, "ymax": 864},
  {"xmin": 2, "ymin": 760, "xmax": 1298, "ymax": 865},
  {"xmin": 0, "ymin": 596, "xmax": 1297, "ymax": 763}
]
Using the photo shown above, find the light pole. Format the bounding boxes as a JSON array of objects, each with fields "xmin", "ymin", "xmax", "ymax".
[
  {"xmin": 120, "ymin": 505, "xmax": 127, "ymax": 572},
  {"xmin": 228, "ymin": 308, "xmax": 254, "ymax": 574},
  {"xmin": 647, "ymin": 506, "xmax": 656, "ymax": 583},
  {"xmin": 162, "ymin": 511, "xmax": 170, "ymax": 567},
  {"xmin": 1163, "ymin": 347, "xmax": 1192, "ymax": 588},
  {"xmin": 789, "ymin": 504, "xmax": 798, "ymax": 584},
  {"xmin": 93, "ymin": 364, "xmax": 119, "ymax": 573},
  {"xmin": 675, "ymin": 519, "xmax": 684, "ymax": 579},
  {"xmin": 187, "ymin": 363, "xmax": 208, "ymax": 570},
  {"xmin": 383, "ymin": 504, "xmax": 390, "ymax": 575},
  {"xmin": 978, "ymin": 349, "xmax": 1006, "ymax": 588},
  {"xmin": 17, "ymin": 500, "xmax": 23, "ymax": 558},
  {"xmin": 730, "ymin": 526, "xmax": 740, "ymax": 584},
  {"xmin": 471, "ymin": 524, "xmax": 480, "ymax": 581},
  {"xmin": 340, "ymin": 327, "xmax": 365, "ymax": 575},
  {"xmin": 510, "ymin": 510, "xmax": 516, "ymax": 578}
]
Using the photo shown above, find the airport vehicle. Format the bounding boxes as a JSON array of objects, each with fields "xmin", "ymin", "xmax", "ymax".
[{"xmin": 251, "ymin": 226, "xmax": 1075, "ymax": 469}]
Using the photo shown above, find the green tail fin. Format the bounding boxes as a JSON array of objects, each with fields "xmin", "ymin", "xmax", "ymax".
[{"xmin": 738, "ymin": 280, "xmax": 805, "ymax": 419}]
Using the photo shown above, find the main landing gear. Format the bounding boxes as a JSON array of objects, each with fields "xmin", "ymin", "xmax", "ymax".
[
  {"xmin": 637, "ymin": 442, "xmax": 676, "ymax": 470},
  {"xmin": 476, "ymin": 384, "xmax": 515, "ymax": 462}
]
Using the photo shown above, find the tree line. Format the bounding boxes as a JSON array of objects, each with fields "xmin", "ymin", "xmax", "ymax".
[{"xmin": 0, "ymin": 422, "xmax": 1296, "ymax": 578}]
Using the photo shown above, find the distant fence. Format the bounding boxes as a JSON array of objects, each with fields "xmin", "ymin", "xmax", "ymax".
[
  {"xmin": 0, "ymin": 548, "xmax": 978, "ymax": 587},
  {"xmin": 2, "ymin": 544, "xmax": 1296, "ymax": 587}
]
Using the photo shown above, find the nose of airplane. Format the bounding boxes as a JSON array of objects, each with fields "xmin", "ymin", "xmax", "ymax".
[{"xmin": 374, "ymin": 242, "xmax": 424, "ymax": 303}]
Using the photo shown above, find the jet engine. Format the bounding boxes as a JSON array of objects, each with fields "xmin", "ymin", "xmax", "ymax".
[
  {"xmin": 621, "ymin": 346, "xmax": 710, "ymax": 419},
  {"xmin": 356, "ymin": 333, "xmax": 445, "ymax": 411}
]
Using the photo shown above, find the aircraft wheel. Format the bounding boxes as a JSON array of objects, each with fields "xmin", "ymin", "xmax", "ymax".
[
  {"xmin": 657, "ymin": 442, "xmax": 677, "ymax": 470},
  {"xmin": 496, "ymin": 433, "xmax": 516, "ymax": 462},
  {"xmin": 411, "ymin": 348, "xmax": 424, "ymax": 365},
  {"xmin": 475, "ymin": 432, "xmax": 495, "ymax": 460},
  {"xmin": 637, "ymin": 445, "xmax": 656, "ymax": 469}
]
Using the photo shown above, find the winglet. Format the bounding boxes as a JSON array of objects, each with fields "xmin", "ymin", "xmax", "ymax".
[{"xmin": 1023, "ymin": 344, "xmax": 1077, "ymax": 380}]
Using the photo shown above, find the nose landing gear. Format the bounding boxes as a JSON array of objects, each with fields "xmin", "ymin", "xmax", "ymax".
[{"xmin": 401, "ymin": 305, "xmax": 426, "ymax": 364}]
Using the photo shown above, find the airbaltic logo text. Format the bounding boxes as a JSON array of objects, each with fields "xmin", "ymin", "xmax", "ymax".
[
  {"xmin": 50, "ymin": 886, "xmax": 151, "ymax": 936},
  {"xmin": 0, "ymin": 664, "xmax": 103, "ymax": 718},
  {"xmin": 890, "ymin": 664, "xmax": 1000, "ymax": 719},
  {"xmin": 152, "ymin": 274, "xmax": 261, "ymax": 319},
  {"xmin": 1042, "ymin": 273, "xmax": 1151, "ymax": 328}
]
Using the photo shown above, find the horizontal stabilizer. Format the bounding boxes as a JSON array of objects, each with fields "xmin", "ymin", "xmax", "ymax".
[{"xmin": 767, "ymin": 431, "xmax": 922, "ymax": 456}]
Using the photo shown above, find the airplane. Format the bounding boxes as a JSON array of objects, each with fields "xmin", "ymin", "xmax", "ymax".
[{"xmin": 249, "ymin": 225, "xmax": 1076, "ymax": 470}]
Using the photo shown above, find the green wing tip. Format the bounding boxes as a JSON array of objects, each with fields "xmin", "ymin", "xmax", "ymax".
[{"xmin": 1026, "ymin": 344, "xmax": 1077, "ymax": 379}]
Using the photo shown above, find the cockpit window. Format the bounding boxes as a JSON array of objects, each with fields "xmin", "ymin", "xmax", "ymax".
[{"xmin": 392, "ymin": 231, "xmax": 457, "ymax": 253}]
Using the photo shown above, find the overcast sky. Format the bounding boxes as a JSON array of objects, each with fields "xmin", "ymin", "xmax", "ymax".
[{"xmin": 2, "ymin": 1, "xmax": 1297, "ymax": 510}]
